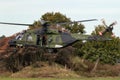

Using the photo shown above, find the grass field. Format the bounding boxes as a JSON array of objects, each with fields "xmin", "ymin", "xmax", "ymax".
[{"xmin": 0, "ymin": 77, "xmax": 120, "ymax": 80}]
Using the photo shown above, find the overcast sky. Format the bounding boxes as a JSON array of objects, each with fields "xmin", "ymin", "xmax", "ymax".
[{"xmin": 0, "ymin": 0, "xmax": 119, "ymax": 37}]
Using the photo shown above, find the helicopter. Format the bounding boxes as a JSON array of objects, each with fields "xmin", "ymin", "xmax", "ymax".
[{"xmin": 0, "ymin": 19, "xmax": 115, "ymax": 52}]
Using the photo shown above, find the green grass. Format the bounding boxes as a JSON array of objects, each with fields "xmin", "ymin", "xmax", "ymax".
[{"xmin": 0, "ymin": 77, "xmax": 120, "ymax": 80}]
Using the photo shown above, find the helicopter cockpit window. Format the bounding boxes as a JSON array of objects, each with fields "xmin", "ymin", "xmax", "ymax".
[{"xmin": 15, "ymin": 33, "xmax": 24, "ymax": 40}]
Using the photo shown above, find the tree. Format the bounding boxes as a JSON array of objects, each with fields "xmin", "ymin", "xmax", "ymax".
[
  {"xmin": 66, "ymin": 22, "xmax": 85, "ymax": 34},
  {"xmin": 76, "ymin": 25, "xmax": 120, "ymax": 64},
  {"xmin": 29, "ymin": 20, "xmax": 41, "ymax": 29},
  {"xmin": 41, "ymin": 12, "xmax": 86, "ymax": 34},
  {"xmin": 0, "ymin": 35, "xmax": 5, "ymax": 39},
  {"xmin": 29, "ymin": 12, "xmax": 71, "ymax": 29},
  {"xmin": 41, "ymin": 12, "xmax": 70, "ymax": 23},
  {"xmin": 91, "ymin": 25, "xmax": 105, "ymax": 35}
]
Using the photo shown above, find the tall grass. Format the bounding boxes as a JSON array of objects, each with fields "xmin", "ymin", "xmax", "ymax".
[{"xmin": 0, "ymin": 77, "xmax": 120, "ymax": 80}]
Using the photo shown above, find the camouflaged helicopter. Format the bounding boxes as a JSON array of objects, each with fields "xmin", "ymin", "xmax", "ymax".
[{"xmin": 0, "ymin": 19, "xmax": 116, "ymax": 52}]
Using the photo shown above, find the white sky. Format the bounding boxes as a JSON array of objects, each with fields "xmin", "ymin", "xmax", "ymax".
[{"xmin": 0, "ymin": 0, "xmax": 120, "ymax": 37}]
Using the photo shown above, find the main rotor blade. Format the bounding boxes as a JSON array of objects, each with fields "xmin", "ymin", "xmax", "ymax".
[
  {"xmin": 58, "ymin": 19, "xmax": 97, "ymax": 25},
  {"xmin": 74, "ymin": 19, "xmax": 98, "ymax": 23},
  {"xmin": 0, "ymin": 22, "xmax": 33, "ymax": 26}
]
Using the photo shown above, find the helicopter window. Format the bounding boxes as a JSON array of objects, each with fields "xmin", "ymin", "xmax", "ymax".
[
  {"xmin": 42, "ymin": 35, "xmax": 47, "ymax": 45},
  {"xmin": 48, "ymin": 36, "xmax": 53, "ymax": 43},
  {"xmin": 27, "ymin": 33, "xmax": 33, "ymax": 41},
  {"xmin": 36, "ymin": 35, "xmax": 47, "ymax": 46},
  {"xmin": 36, "ymin": 35, "xmax": 41, "ymax": 45}
]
